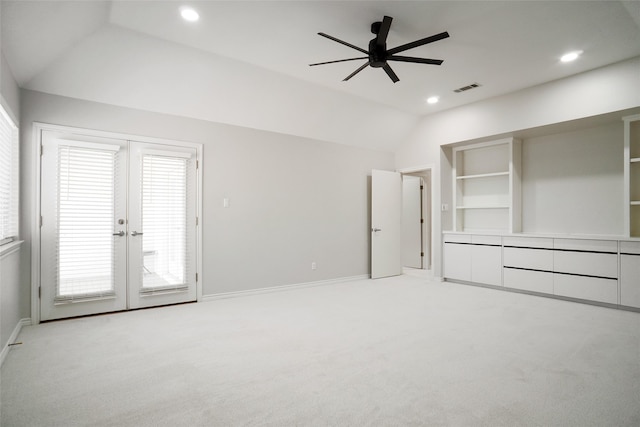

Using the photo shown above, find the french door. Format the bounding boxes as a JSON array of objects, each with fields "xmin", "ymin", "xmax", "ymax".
[{"xmin": 40, "ymin": 131, "xmax": 197, "ymax": 321}]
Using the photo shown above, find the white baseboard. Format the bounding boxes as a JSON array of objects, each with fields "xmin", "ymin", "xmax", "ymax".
[
  {"xmin": 202, "ymin": 275, "xmax": 369, "ymax": 302},
  {"xmin": 1, "ymin": 318, "xmax": 31, "ymax": 367}
]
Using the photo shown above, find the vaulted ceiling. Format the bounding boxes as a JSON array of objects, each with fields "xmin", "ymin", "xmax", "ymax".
[{"xmin": 2, "ymin": 1, "xmax": 640, "ymax": 151}]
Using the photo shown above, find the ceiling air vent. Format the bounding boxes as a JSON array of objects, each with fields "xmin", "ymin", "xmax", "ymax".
[{"xmin": 453, "ymin": 83, "xmax": 481, "ymax": 93}]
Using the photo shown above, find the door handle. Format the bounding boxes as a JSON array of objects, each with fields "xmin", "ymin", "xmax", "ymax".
[
  {"xmin": 112, "ymin": 231, "xmax": 126, "ymax": 237},
  {"xmin": 131, "ymin": 231, "xmax": 143, "ymax": 237},
  {"xmin": 372, "ymin": 228, "xmax": 382, "ymax": 232}
]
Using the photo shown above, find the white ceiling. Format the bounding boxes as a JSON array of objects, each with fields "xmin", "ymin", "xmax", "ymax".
[{"xmin": 2, "ymin": 1, "xmax": 640, "ymax": 151}]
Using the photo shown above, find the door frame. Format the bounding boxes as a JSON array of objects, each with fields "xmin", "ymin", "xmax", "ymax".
[
  {"xmin": 31, "ymin": 122, "xmax": 203, "ymax": 324},
  {"xmin": 398, "ymin": 164, "xmax": 436, "ymax": 275}
]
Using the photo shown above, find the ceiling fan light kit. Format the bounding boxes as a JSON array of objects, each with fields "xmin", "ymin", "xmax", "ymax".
[{"xmin": 310, "ymin": 15, "xmax": 449, "ymax": 83}]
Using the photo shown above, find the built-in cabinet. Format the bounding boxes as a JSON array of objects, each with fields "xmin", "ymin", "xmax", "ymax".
[
  {"xmin": 442, "ymin": 119, "xmax": 640, "ymax": 311},
  {"xmin": 443, "ymin": 234, "xmax": 501, "ymax": 286},
  {"xmin": 452, "ymin": 138, "xmax": 521, "ymax": 234},
  {"xmin": 624, "ymin": 114, "xmax": 640, "ymax": 237},
  {"xmin": 444, "ymin": 233, "xmax": 640, "ymax": 309}
]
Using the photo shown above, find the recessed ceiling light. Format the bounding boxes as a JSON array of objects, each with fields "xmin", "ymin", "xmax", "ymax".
[
  {"xmin": 426, "ymin": 96, "xmax": 439, "ymax": 105},
  {"xmin": 180, "ymin": 7, "xmax": 199, "ymax": 22},
  {"xmin": 560, "ymin": 50, "xmax": 582, "ymax": 63}
]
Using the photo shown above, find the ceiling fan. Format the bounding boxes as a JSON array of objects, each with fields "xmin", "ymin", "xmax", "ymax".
[{"xmin": 310, "ymin": 15, "xmax": 449, "ymax": 83}]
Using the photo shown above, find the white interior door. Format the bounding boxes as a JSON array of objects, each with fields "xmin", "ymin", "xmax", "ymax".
[
  {"xmin": 40, "ymin": 132, "xmax": 198, "ymax": 321},
  {"xmin": 128, "ymin": 141, "xmax": 197, "ymax": 309},
  {"xmin": 402, "ymin": 176, "xmax": 423, "ymax": 268},
  {"xmin": 40, "ymin": 131, "xmax": 128, "ymax": 321},
  {"xmin": 371, "ymin": 169, "xmax": 402, "ymax": 279}
]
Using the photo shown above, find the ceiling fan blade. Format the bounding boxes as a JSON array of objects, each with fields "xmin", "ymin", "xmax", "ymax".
[
  {"xmin": 386, "ymin": 31, "xmax": 450, "ymax": 55},
  {"xmin": 343, "ymin": 62, "xmax": 370, "ymax": 81},
  {"xmin": 383, "ymin": 64, "xmax": 399, "ymax": 83},
  {"xmin": 387, "ymin": 56, "xmax": 444, "ymax": 65},
  {"xmin": 310, "ymin": 57, "xmax": 368, "ymax": 66},
  {"xmin": 318, "ymin": 33, "xmax": 368, "ymax": 55},
  {"xmin": 376, "ymin": 16, "xmax": 393, "ymax": 48}
]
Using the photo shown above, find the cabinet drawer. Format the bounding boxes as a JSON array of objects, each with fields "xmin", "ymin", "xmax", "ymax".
[
  {"xmin": 503, "ymin": 236, "xmax": 553, "ymax": 249},
  {"xmin": 621, "ymin": 254, "xmax": 640, "ymax": 308},
  {"xmin": 553, "ymin": 274, "xmax": 618, "ymax": 304},
  {"xmin": 443, "ymin": 234, "xmax": 472, "ymax": 244},
  {"xmin": 553, "ymin": 251, "xmax": 617, "ymax": 279},
  {"xmin": 443, "ymin": 242, "xmax": 471, "ymax": 281},
  {"xmin": 471, "ymin": 244, "xmax": 502, "ymax": 286},
  {"xmin": 472, "ymin": 235, "xmax": 502, "ymax": 246},
  {"xmin": 554, "ymin": 239, "xmax": 617, "ymax": 253},
  {"xmin": 503, "ymin": 268, "xmax": 553, "ymax": 294},
  {"xmin": 503, "ymin": 247, "xmax": 553, "ymax": 271},
  {"xmin": 620, "ymin": 241, "xmax": 640, "ymax": 255}
]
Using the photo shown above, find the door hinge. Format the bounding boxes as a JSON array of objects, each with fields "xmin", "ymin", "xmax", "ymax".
[
  {"xmin": 40, "ymin": 144, "xmax": 43, "ymax": 156},
  {"xmin": 196, "ymin": 160, "xmax": 199, "ymax": 169},
  {"xmin": 196, "ymin": 273, "xmax": 198, "ymax": 282},
  {"xmin": 40, "ymin": 215, "xmax": 43, "ymax": 227},
  {"xmin": 196, "ymin": 217, "xmax": 199, "ymax": 226},
  {"xmin": 38, "ymin": 286, "xmax": 41, "ymax": 298},
  {"xmin": 421, "ymin": 252, "xmax": 424, "ymax": 257},
  {"xmin": 420, "ymin": 218, "xmax": 424, "ymax": 224},
  {"xmin": 420, "ymin": 185, "xmax": 424, "ymax": 190}
]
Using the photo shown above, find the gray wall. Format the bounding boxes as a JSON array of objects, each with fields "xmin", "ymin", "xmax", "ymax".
[{"xmin": 19, "ymin": 89, "xmax": 394, "ymax": 317}]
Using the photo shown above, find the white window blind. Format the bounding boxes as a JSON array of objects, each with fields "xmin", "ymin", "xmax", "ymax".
[
  {"xmin": 0, "ymin": 105, "xmax": 19, "ymax": 246},
  {"xmin": 56, "ymin": 145, "xmax": 117, "ymax": 300},
  {"xmin": 140, "ymin": 154, "xmax": 189, "ymax": 293}
]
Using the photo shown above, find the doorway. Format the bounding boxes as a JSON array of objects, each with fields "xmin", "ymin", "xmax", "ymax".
[
  {"xmin": 35, "ymin": 126, "xmax": 202, "ymax": 322},
  {"xmin": 402, "ymin": 170, "xmax": 432, "ymax": 272},
  {"xmin": 370, "ymin": 168, "xmax": 433, "ymax": 279}
]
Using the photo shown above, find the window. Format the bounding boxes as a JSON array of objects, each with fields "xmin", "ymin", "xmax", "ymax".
[{"xmin": 0, "ymin": 103, "xmax": 18, "ymax": 246}]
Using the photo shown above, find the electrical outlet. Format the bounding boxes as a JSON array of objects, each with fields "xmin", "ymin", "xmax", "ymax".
[{"xmin": 311, "ymin": 262, "xmax": 317, "ymax": 270}]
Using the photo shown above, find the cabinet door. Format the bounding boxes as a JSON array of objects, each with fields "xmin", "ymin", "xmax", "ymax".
[
  {"xmin": 621, "ymin": 254, "xmax": 640, "ymax": 308},
  {"xmin": 443, "ymin": 243, "xmax": 471, "ymax": 281},
  {"xmin": 471, "ymin": 240, "xmax": 502, "ymax": 286},
  {"xmin": 503, "ymin": 247, "xmax": 553, "ymax": 271}
]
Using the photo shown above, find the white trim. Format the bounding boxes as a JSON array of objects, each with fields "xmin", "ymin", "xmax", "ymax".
[
  {"xmin": 397, "ymin": 164, "xmax": 436, "ymax": 175},
  {"xmin": 0, "ymin": 318, "xmax": 31, "ymax": 367},
  {"xmin": 31, "ymin": 122, "xmax": 204, "ymax": 324},
  {"xmin": 0, "ymin": 240, "xmax": 22, "ymax": 258},
  {"xmin": 397, "ymin": 163, "xmax": 437, "ymax": 272},
  {"xmin": 201, "ymin": 275, "xmax": 370, "ymax": 302},
  {"xmin": 31, "ymin": 123, "xmax": 42, "ymax": 325}
]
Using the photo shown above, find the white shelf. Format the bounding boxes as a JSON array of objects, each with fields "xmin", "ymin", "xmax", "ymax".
[
  {"xmin": 452, "ymin": 138, "xmax": 521, "ymax": 233},
  {"xmin": 457, "ymin": 171, "xmax": 509, "ymax": 180},
  {"xmin": 625, "ymin": 115, "xmax": 640, "ymax": 237}
]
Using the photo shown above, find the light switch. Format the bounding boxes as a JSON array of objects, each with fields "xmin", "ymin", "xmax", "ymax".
[{"xmin": 223, "ymin": 198, "xmax": 230, "ymax": 208}]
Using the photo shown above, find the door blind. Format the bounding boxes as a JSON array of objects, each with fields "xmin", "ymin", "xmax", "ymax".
[
  {"xmin": 140, "ymin": 154, "xmax": 190, "ymax": 293},
  {"xmin": 56, "ymin": 145, "xmax": 117, "ymax": 300},
  {"xmin": 0, "ymin": 105, "xmax": 18, "ymax": 246}
]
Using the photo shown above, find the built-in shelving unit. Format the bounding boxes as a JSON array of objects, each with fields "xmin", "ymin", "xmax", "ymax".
[
  {"xmin": 452, "ymin": 138, "xmax": 521, "ymax": 233},
  {"xmin": 624, "ymin": 114, "xmax": 640, "ymax": 237}
]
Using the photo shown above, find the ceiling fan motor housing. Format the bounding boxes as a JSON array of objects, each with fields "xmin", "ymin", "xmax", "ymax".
[{"xmin": 368, "ymin": 38, "xmax": 387, "ymax": 68}]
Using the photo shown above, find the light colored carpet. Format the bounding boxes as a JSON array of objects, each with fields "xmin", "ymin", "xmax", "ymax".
[{"xmin": 2, "ymin": 275, "xmax": 639, "ymax": 426}]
